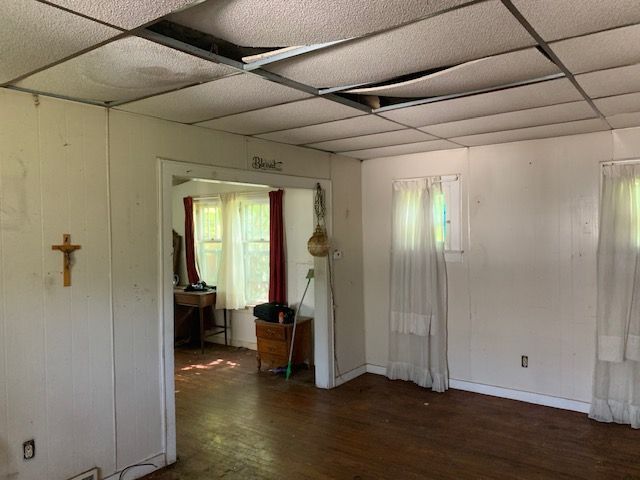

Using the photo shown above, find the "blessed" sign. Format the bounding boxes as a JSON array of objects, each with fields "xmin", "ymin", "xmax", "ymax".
[{"xmin": 251, "ymin": 155, "xmax": 283, "ymax": 171}]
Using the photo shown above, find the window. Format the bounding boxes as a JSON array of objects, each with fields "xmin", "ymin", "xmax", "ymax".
[
  {"xmin": 193, "ymin": 194, "xmax": 270, "ymax": 306},
  {"xmin": 434, "ymin": 175, "xmax": 462, "ymax": 255},
  {"xmin": 241, "ymin": 196, "xmax": 270, "ymax": 305},
  {"xmin": 194, "ymin": 198, "xmax": 223, "ymax": 286}
]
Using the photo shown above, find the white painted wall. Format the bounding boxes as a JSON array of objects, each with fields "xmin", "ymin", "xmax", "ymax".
[
  {"xmin": 108, "ymin": 109, "xmax": 365, "ymax": 474},
  {"xmin": 362, "ymin": 129, "xmax": 638, "ymax": 404},
  {"xmin": 0, "ymin": 88, "xmax": 366, "ymax": 480},
  {"xmin": 170, "ymin": 181, "xmax": 314, "ymax": 350},
  {"xmin": 0, "ymin": 90, "xmax": 115, "ymax": 480}
]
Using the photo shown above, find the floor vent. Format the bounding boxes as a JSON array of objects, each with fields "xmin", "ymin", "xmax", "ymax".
[{"xmin": 68, "ymin": 468, "xmax": 98, "ymax": 480}]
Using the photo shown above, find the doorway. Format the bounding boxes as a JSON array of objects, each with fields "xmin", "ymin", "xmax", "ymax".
[{"xmin": 159, "ymin": 159, "xmax": 334, "ymax": 465}]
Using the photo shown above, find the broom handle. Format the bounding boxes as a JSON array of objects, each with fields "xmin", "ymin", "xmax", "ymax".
[{"xmin": 288, "ymin": 277, "xmax": 312, "ymax": 370}]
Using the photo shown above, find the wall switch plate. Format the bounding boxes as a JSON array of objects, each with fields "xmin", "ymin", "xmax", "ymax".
[
  {"xmin": 521, "ymin": 355, "xmax": 528, "ymax": 368},
  {"xmin": 23, "ymin": 439, "xmax": 35, "ymax": 460}
]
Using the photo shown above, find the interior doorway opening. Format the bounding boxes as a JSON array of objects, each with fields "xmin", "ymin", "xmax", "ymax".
[{"xmin": 159, "ymin": 159, "xmax": 334, "ymax": 465}]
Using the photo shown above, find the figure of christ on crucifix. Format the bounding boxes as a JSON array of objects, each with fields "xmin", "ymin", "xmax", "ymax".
[{"xmin": 51, "ymin": 234, "xmax": 81, "ymax": 287}]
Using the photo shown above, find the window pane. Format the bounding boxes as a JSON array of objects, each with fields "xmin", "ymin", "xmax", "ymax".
[
  {"xmin": 198, "ymin": 241, "xmax": 222, "ymax": 285},
  {"xmin": 242, "ymin": 196, "xmax": 270, "ymax": 304}
]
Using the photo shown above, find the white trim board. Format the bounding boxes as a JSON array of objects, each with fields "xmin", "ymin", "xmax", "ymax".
[
  {"xmin": 363, "ymin": 364, "xmax": 590, "ymax": 414},
  {"xmin": 335, "ymin": 364, "xmax": 367, "ymax": 387},
  {"xmin": 103, "ymin": 452, "xmax": 166, "ymax": 480}
]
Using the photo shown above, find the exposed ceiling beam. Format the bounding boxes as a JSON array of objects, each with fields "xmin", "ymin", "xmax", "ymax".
[
  {"xmin": 373, "ymin": 73, "xmax": 566, "ymax": 113},
  {"xmin": 500, "ymin": 0, "xmax": 612, "ymax": 129}
]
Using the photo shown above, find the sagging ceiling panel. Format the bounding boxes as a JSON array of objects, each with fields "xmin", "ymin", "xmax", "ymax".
[
  {"xmin": 0, "ymin": 0, "xmax": 119, "ymax": 84},
  {"xmin": 307, "ymin": 129, "xmax": 437, "ymax": 152},
  {"xmin": 196, "ymin": 97, "xmax": 366, "ymax": 135},
  {"xmin": 550, "ymin": 24, "xmax": 640, "ymax": 75},
  {"xmin": 512, "ymin": 0, "xmax": 640, "ymax": 41},
  {"xmin": 594, "ymin": 92, "xmax": 640, "ymax": 116},
  {"xmin": 378, "ymin": 78, "xmax": 583, "ymax": 128},
  {"xmin": 265, "ymin": 1, "xmax": 536, "ymax": 89},
  {"xmin": 116, "ymin": 73, "xmax": 311, "ymax": 123},
  {"xmin": 256, "ymin": 115, "xmax": 404, "ymax": 145},
  {"xmin": 576, "ymin": 63, "xmax": 640, "ymax": 99},
  {"xmin": 47, "ymin": 0, "xmax": 202, "ymax": 29},
  {"xmin": 345, "ymin": 48, "xmax": 560, "ymax": 98},
  {"xmin": 606, "ymin": 112, "xmax": 640, "ymax": 129},
  {"xmin": 15, "ymin": 37, "xmax": 237, "ymax": 104},
  {"xmin": 420, "ymin": 101, "xmax": 596, "ymax": 138},
  {"xmin": 168, "ymin": 0, "xmax": 470, "ymax": 48},
  {"xmin": 341, "ymin": 140, "xmax": 461, "ymax": 160},
  {"xmin": 451, "ymin": 118, "xmax": 610, "ymax": 147}
]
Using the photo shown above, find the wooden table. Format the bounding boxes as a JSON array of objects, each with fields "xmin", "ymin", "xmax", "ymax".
[{"xmin": 174, "ymin": 288, "xmax": 227, "ymax": 353}]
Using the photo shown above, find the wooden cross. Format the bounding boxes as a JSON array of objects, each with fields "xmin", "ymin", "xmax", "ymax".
[{"xmin": 51, "ymin": 234, "xmax": 81, "ymax": 287}]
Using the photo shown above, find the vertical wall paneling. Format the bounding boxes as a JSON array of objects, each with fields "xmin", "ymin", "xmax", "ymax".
[
  {"xmin": 0, "ymin": 90, "xmax": 115, "ymax": 479},
  {"xmin": 1, "ymin": 90, "xmax": 49, "ymax": 480}
]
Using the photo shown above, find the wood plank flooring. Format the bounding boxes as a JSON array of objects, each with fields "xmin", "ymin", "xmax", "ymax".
[{"xmin": 144, "ymin": 345, "xmax": 640, "ymax": 480}]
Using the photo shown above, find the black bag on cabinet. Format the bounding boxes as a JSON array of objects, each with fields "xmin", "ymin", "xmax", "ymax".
[{"xmin": 253, "ymin": 302, "xmax": 295, "ymax": 324}]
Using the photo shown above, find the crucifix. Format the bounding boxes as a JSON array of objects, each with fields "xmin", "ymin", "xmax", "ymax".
[{"xmin": 51, "ymin": 234, "xmax": 81, "ymax": 287}]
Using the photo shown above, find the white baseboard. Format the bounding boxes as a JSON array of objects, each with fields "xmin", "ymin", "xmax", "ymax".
[
  {"xmin": 104, "ymin": 452, "xmax": 166, "ymax": 480},
  {"xmin": 335, "ymin": 364, "xmax": 367, "ymax": 386},
  {"xmin": 366, "ymin": 363, "xmax": 387, "ymax": 375},
  {"xmin": 449, "ymin": 379, "xmax": 591, "ymax": 413},
  {"xmin": 363, "ymin": 364, "xmax": 590, "ymax": 414},
  {"xmin": 209, "ymin": 337, "xmax": 257, "ymax": 351}
]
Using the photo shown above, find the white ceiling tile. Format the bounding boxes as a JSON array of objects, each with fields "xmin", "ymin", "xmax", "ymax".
[
  {"xmin": 170, "ymin": 0, "xmax": 470, "ymax": 48},
  {"xmin": 196, "ymin": 97, "xmax": 365, "ymax": 135},
  {"xmin": 266, "ymin": 1, "xmax": 535, "ymax": 88},
  {"xmin": 607, "ymin": 112, "xmax": 640, "ymax": 129},
  {"xmin": 420, "ymin": 101, "xmax": 595, "ymax": 138},
  {"xmin": 15, "ymin": 36, "xmax": 236, "ymax": 104},
  {"xmin": 512, "ymin": 0, "xmax": 640, "ymax": 41},
  {"xmin": 256, "ymin": 116, "xmax": 403, "ymax": 145},
  {"xmin": 116, "ymin": 74, "xmax": 311, "ymax": 123},
  {"xmin": 576, "ymin": 63, "xmax": 640, "ymax": 98},
  {"xmin": 346, "ymin": 48, "xmax": 559, "ymax": 98},
  {"xmin": 551, "ymin": 24, "xmax": 640, "ymax": 74},
  {"xmin": 307, "ymin": 129, "xmax": 437, "ymax": 152},
  {"xmin": 0, "ymin": 0, "xmax": 119, "ymax": 84},
  {"xmin": 594, "ymin": 92, "xmax": 640, "ymax": 116},
  {"xmin": 342, "ymin": 140, "xmax": 461, "ymax": 160},
  {"xmin": 47, "ymin": 0, "xmax": 200, "ymax": 29},
  {"xmin": 451, "ymin": 118, "xmax": 610, "ymax": 147},
  {"xmin": 379, "ymin": 78, "xmax": 583, "ymax": 127}
]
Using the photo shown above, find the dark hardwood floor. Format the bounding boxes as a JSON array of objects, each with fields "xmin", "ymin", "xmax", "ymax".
[{"xmin": 144, "ymin": 344, "xmax": 640, "ymax": 480}]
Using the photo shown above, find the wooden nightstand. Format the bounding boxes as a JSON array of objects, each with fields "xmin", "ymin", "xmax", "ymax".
[{"xmin": 255, "ymin": 317, "xmax": 312, "ymax": 371}]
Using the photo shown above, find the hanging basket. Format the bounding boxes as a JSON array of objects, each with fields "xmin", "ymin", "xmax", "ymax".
[{"xmin": 308, "ymin": 225, "xmax": 330, "ymax": 257}]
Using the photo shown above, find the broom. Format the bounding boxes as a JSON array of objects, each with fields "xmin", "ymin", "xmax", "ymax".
[{"xmin": 286, "ymin": 268, "xmax": 314, "ymax": 380}]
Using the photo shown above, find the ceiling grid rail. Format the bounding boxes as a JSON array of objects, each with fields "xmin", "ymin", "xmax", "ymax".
[{"xmin": 500, "ymin": 0, "xmax": 613, "ymax": 129}]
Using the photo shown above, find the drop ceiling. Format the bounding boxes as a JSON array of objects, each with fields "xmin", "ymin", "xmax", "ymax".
[{"xmin": 3, "ymin": 0, "xmax": 640, "ymax": 159}]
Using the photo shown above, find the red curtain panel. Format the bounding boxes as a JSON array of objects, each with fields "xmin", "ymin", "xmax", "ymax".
[
  {"xmin": 269, "ymin": 190, "xmax": 287, "ymax": 304},
  {"xmin": 183, "ymin": 196, "xmax": 200, "ymax": 284}
]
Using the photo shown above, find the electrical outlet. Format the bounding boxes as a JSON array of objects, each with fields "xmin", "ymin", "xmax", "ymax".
[
  {"xmin": 521, "ymin": 355, "xmax": 528, "ymax": 368},
  {"xmin": 332, "ymin": 249, "xmax": 343, "ymax": 260},
  {"xmin": 23, "ymin": 439, "xmax": 35, "ymax": 460}
]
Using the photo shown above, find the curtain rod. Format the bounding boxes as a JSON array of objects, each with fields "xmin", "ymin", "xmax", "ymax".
[{"xmin": 393, "ymin": 174, "xmax": 459, "ymax": 183}]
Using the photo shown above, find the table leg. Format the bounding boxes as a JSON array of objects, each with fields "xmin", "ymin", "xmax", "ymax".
[
  {"xmin": 199, "ymin": 307, "xmax": 204, "ymax": 354},
  {"xmin": 257, "ymin": 353, "xmax": 261, "ymax": 371}
]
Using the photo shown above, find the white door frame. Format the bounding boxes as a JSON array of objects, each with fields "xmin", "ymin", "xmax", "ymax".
[{"xmin": 158, "ymin": 158, "xmax": 335, "ymax": 465}]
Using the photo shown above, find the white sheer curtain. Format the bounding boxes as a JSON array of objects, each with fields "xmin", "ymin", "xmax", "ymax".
[
  {"xmin": 590, "ymin": 164, "xmax": 640, "ymax": 428},
  {"xmin": 387, "ymin": 178, "xmax": 448, "ymax": 392},
  {"xmin": 217, "ymin": 193, "xmax": 246, "ymax": 309}
]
